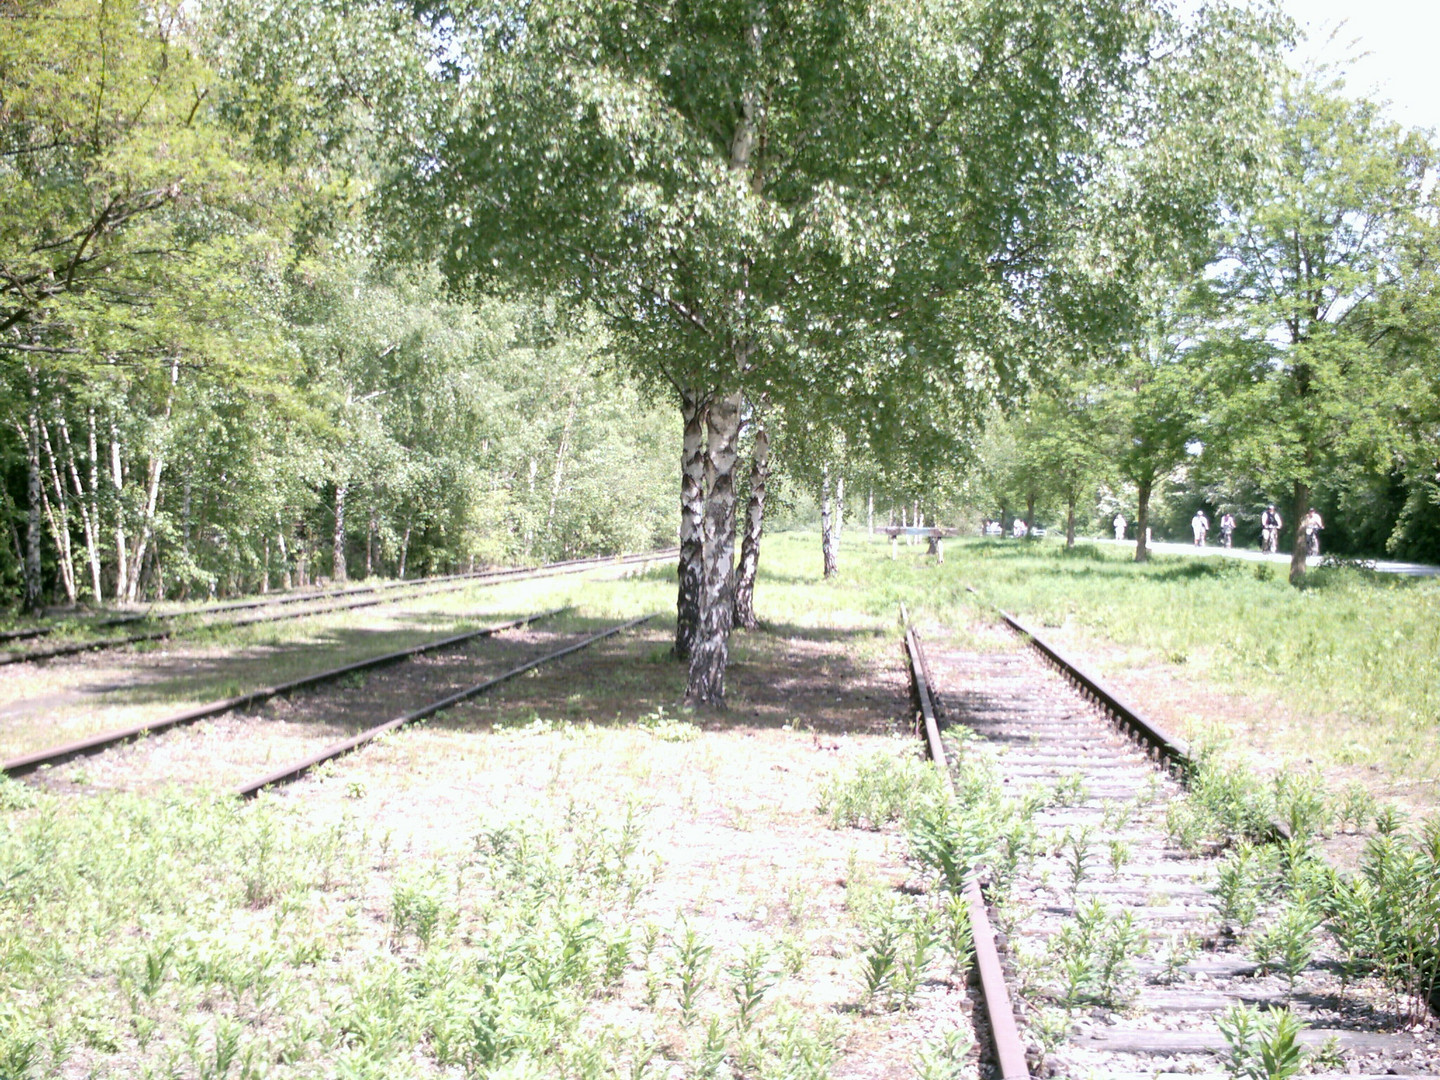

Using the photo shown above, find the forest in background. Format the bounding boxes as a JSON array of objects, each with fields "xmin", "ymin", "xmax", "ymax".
[{"xmin": 0, "ymin": 1, "xmax": 678, "ymax": 611}]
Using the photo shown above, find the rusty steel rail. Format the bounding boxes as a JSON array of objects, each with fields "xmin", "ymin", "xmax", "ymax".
[
  {"xmin": 237, "ymin": 613, "xmax": 655, "ymax": 798},
  {"xmin": 0, "ymin": 570, "xmax": 478, "ymax": 643},
  {"xmin": 2, "ymin": 608, "xmax": 568, "ymax": 777},
  {"xmin": 900, "ymin": 606, "xmax": 1032, "ymax": 1080},
  {"xmin": 0, "ymin": 549, "xmax": 671, "ymax": 667},
  {"xmin": 996, "ymin": 610, "xmax": 1192, "ymax": 774},
  {"xmin": 1, "ymin": 549, "xmax": 672, "ymax": 644}
]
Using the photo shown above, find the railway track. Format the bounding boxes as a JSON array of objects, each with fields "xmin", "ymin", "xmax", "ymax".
[
  {"xmin": 8, "ymin": 609, "xmax": 655, "ymax": 800},
  {"xmin": 901, "ymin": 608, "xmax": 1439, "ymax": 1079},
  {"xmin": 0, "ymin": 548, "xmax": 671, "ymax": 666},
  {"xmin": 237, "ymin": 613, "xmax": 654, "ymax": 797},
  {"xmin": 2, "ymin": 607, "xmax": 568, "ymax": 777}
]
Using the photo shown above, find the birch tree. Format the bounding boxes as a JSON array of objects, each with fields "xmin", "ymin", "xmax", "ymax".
[{"xmin": 364, "ymin": 0, "xmax": 1281, "ymax": 703}]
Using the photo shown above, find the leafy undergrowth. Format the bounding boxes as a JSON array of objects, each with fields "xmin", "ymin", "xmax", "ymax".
[
  {"xmin": 0, "ymin": 773, "xmax": 851, "ymax": 1080},
  {"xmin": 1163, "ymin": 742, "xmax": 1440, "ymax": 1026}
]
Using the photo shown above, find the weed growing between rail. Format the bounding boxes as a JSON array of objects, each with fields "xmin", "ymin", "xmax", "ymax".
[
  {"xmin": 0, "ymin": 767, "xmax": 893, "ymax": 1080},
  {"xmin": 1165, "ymin": 741, "xmax": 1440, "ymax": 1028},
  {"xmin": 815, "ymin": 744, "xmax": 986, "ymax": 1070}
]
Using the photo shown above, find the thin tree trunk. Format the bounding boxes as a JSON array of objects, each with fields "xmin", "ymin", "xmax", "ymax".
[
  {"xmin": 545, "ymin": 392, "xmax": 577, "ymax": 547},
  {"xmin": 178, "ymin": 478, "xmax": 192, "ymax": 601},
  {"xmin": 109, "ymin": 423, "xmax": 127, "ymax": 601},
  {"xmin": 820, "ymin": 465, "xmax": 838, "ymax": 578},
  {"xmin": 732, "ymin": 412, "xmax": 769, "ymax": 630},
  {"xmin": 35, "ymin": 419, "xmax": 76, "ymax": 604},
  {"xmin": 144, "ymin": 542, "xmax": 161, "ymax": 601},
  {"xmin": 835, "ymin": 475, "xmax": 844, "ymax": 540},
  {"xmin": 675, "ymin": 390, "xmax": 708, "ymax": 659},
  {"xmin": 332, "ymin": 482, "xmax": 348, "ymax": 582},
  {"xmin": 1290, "ymin": 481, "xmax": 1310, "ymax": 586},
  {"xmin": 56, "ymin": 415, "xmax": 100, "ymax": 602},
  {"xmin": 125, "ymin": 452, "xmax": 165, "ymax": 603},
  {"xmin": 366, "ymin": 508, "xmax": 376, "ymax": 578},
  {"xmin": 867, "ymin": 488, "xmax": 874, "ymax": 534},
  {"xmin": 261, "ymin": 537, "xmax": 270, "ymax": 594},
  {"xmin": 277, "ymin": 526, "xmax": 291, "ymax": 590},
  {"xmin": 1134, "ymin": 476, "xmax": 1152, "ymax": 563},
  {"xmin": 1066, "ymin": 495, "xmax": 1076, "ymax": 548},
  {"xmin": 686, "ymin": 390, "xmax": 741, "ymax": 705},
  {"xmin": 1025, "ymin": 493, "xmax": 1036, "ymax": 538},
  {"xmin": 125, "ymin": 361, "xmax": 177, "ymax": 603},
  {"xmin": 399, "ymin": 522, "xmax": 411, "ymax": 579},
  {"xmin": 2, "ymin": 487, "xmax": 25, "ymax": 585},
  {"xmin": 84, "ymin": 410, "xmax": 103, "ymax": 602},
  {"xmin": 22, "ymin": 405, "xmax": 44, "ymax": 614}
]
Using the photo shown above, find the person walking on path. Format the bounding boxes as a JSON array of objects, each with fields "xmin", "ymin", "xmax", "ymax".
[
  {"xmin": 1301, "ymin": 508, "xmax": 1324, "ymax": 556},
  {"xmin": 1219, "ymin": 512, "xmax": 1236, "ymax": 548},
  {"xmin": 1191, "ymin": 509, "xmax": 1210, "ymax": 547},
  {"xmin": 1113, "ymin": 513, "xmax": 1126, "ymax": 541},
  {"xmin": 1261, "ymin": 505, "xmax": 1283, "ymax": 554}
]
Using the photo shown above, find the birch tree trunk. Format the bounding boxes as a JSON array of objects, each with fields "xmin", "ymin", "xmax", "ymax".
[
  {"xmin": 732, "ymin": 411, "xmax": 769, "ymax": 630},
  {"xmin": 22, "ymin": 406, "xmax": 44, "ymax": 614},
  {"xmin": 125, "ymin": 453, "xmax": 165, "ymax": 603},
  {"xmin": 36, "ymin": 418, "xmax": 76, "ymax": 603},
  {"xmin": 686, "ymin": 390, "xmax": 741, "ymax": 704},
  {"xmin": 277, "ymin": 525, "xmax": 291, "ymax": 590},
  {"xmin": 84, "ymin": 411, "xmax": 103, "ymax": 601},
  {"xmin": 332, "ymin": 482, "xmax": 348, "ymax": 582},
  {"xmin": 820, "ymin": 465, "xmax": 838, "ymax": 579},
  {"xmin": 685, "ymin": 17, "xmax": 759, "ymax": 701},
  {"xmin": 56, "ymin": 415, "xmax": 101, "ymax": 602},
  {"xmin": 110, "ymin": 425, "xmax": 127, "ymax": 601},
  {"xmin": 675, "ymin": 390, "xmax": 708, "ymax": 659},
  {"xmin": 835, "ymin": 475, "xmax": 844, "ymax": 540},
  {"xmin": 867, "ymin": 488, "xmax": 874, "ymax": 534},
  {"xmin": 545, "ymin": 392, "xmax": 577, "ymax": 550},
  {"xmin": 399, "ymin": 522, "xmax": 411, "ymax": 579},
  {"xmin": 124, "ymin": 361, "xmax": 177, "ymax": 602}
]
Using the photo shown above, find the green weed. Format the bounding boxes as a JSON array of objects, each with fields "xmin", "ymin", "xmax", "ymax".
[
  {"xmin": 818, "ymin": 747, "xmax": 942, "ymax": 830},
  {"xmin": 1218, "ymin": 1004, "xmax": 1307, "ymax": 1080}
]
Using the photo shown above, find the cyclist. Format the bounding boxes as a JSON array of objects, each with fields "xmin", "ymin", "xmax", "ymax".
[
  {"xmin": 1219, "ymin": 512, "xmax": 1236, "ymax": 548},
  {"xmin": 1113, "ymin": 513, "xmax": 1126, "ymax": 541},
  {"xmin": 1301, "ymin": 508, "xmax": 1324, "ymax": 556},
  {"xmin": 1260, "ymin": 505, "xmax": 1282, "ymax": 554},
  {"xmin": 1191, "ymin": 509, "xmax": 1210, "ymax": 547}
]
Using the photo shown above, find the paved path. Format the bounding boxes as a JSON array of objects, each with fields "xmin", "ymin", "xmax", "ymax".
[{"xmin": 1092, "ymin": 536, "xmax": 1440, "ymax": 577}]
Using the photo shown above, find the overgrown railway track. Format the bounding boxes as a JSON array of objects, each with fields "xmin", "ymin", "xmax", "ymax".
[
  {"xmin": 901, "ymin": 608, "xmax": 1439, "ymax": 1079},
  {"xmin": 7, "ymin": 607, "xmax": 655, "ymax": 800},
  {"xmin": 0, "ymin": 548, "xmax": 671, "ymax": 666},
  {"xmin": 2, "ymin": 607, "xmax": 568, "ymax": 776}
]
